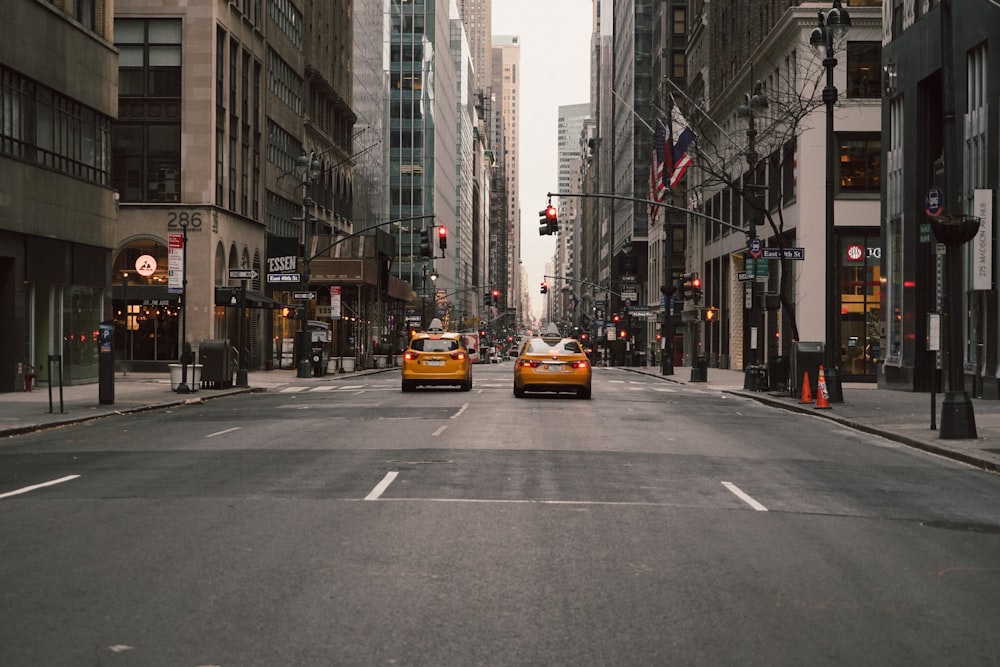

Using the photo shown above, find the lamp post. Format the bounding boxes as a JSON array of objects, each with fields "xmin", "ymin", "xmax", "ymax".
[
  {"xmin": 296, "ymin": 151, "xmax": 321, "ymax": 379},
  {"xmin": 810, "ymin": 0, "xmax": 851, "ymax": 403},
  {"xmin": 934, "ymin": 0, "xmax": 979, "ymax": 438},
  {"xmin": 175, "ymin": 219, "xmax": 192, "ymax": 393},
  {"xmin": 738, "ymin": 79, "xmax": 768, "ymax": 389}
]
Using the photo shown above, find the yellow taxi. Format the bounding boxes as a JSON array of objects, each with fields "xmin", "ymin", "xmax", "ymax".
[
  {"xmin": 401, "ymin": 319, "xmax": 473, "ymax": 392},
  {"xmin": 513, "ymin": 324, "xmax": 592, "ymax": 399}
]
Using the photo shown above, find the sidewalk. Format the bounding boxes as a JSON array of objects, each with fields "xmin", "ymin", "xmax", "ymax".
[
  {"xmin": 0, "ymin": 366, "xmax": 391, "ymax": 438},
  {"xmin": 3, "ymin": 364, "xmax": 999, "ymax": 473},
  {"xmin": 620, "ymin": 364, "xmax": 1000, "ymax": 473}
]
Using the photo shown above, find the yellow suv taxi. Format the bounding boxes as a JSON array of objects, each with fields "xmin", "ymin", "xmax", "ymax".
[
  {"xmin": 513, "ymin": 323, "xmax": 592, "ymax": 399},
  {"xmin": 401, "ymin": 319, "xmax": 473, "ymax": 392}
]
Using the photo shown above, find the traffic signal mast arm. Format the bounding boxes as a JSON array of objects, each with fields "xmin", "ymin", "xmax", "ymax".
[
  {"xmin": 306, "ymin": 214, "xmax": 438, "ymax": 262},
  {"xmin": 543, "ymin": 275, "xmax": 626, "ymax": 299},
  {"xmin": 545, "ymin": 191, "xmax": 749, "ymax": 237}
]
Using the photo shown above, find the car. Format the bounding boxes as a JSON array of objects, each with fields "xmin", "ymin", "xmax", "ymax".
[
  {"xmin": 401, "ymin": 319, "xmax": 473, "ymax": 392},
  {"xmin": 513, "ymin": 324, "xmax": 592, "ymax": 399}
]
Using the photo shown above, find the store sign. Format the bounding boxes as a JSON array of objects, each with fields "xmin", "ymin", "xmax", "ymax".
[{"xmin": 135, "ymin": 254, "xmax": 157, "ymax": 277}]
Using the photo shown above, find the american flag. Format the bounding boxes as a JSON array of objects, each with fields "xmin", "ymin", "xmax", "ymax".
[
  {"xmin": 647, "ymin": 119, "xmax": 667, "ymax": 225},
  {"xmin": 666, "ymin": 95, "xmax": 695, "ymax": 189}
]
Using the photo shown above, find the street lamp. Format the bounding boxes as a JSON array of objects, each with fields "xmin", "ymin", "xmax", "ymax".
[
  {"xmin": 295, "ymin": 151, "xmax": 321, "ymax": 379},
  {"xmin": 810, "ymin": 0, "xmax": 851, "ymax": 403},
  {"xmin": 738, "ymin": 80, "xmax": 768, "ymax": 389}
]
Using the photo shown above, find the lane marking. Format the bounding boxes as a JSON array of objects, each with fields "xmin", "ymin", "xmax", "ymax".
[
  {"xmin": 432, "ymin": 425, "xmax": 448, "ymax": 437},
  {"xmin": 206, "ymin": 427, "xmax": 241, "ymax": 438},
  {"xmin": 451, "ymin": 403, "xmax": 469, "ymax": 419},
  {"xmin": 279, "ymin": 387, "xmax": 307, "ymax": 393},
  {"xmin": 721, "ymin": 481, "xmax": 768, "ymax": 512},
  {"xmin": 0, "ymin": 475, "xmax": 81, "ymax": 500},
  {"xmin": 364, "ymin": 471, "xmax": 399, "ymax": 500}
]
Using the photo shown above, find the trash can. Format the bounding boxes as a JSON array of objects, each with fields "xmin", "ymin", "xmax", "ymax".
[
  {"xmin": 768, "ymin": 356, "xmax": 788, "ymax": 394},
  {"xmin": 691, "ymin": 355, "xmax": 708, "ymax": 382},
  {"xmin": 199, "ymin": 339, "xmax": 233, "ymax": 389},
  {"xmin": 790, "ymin": 342, "xmax": 824, "ymax": 398}
]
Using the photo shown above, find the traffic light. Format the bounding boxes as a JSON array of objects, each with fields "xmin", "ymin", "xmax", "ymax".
[
  {"xmin": 491, "ymin": 289, "xmax": 500, "ymax": 306},
  {"xmin": 538, "ymin": 204, "xmax": 558, "ymax": 235},
  {"xmin": 419, "ymin": 227, "xmax": 433, "ymax": 257},
  {"xmin": 538, "ymin": 209, "xmax": 551, "ymax": 236},
  {"xmin": 612, "ymin": 313, "xmax": 621, "ymax": 324},
  {"xmin": 540, "ymin": 281, "xmax": 548, "ymax": 294},
  {"xmin": 681, "ymin": 273, "xmax": 702, "ymax": 303},
  {"xmin": 483, "ymin": 291, "xmax": 491, "ymax": 306},
  {"xmin": 545, "ymin": 205, "xmax": 558, "ymax": 234},
  {"xmin": 437, "ymin": 226, "xmax": 448, "ymax": 251}
]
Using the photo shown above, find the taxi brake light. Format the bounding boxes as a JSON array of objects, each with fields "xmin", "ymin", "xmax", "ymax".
[{"xmin": 571, "ymin": 360, "xmax": 590, "ymax": 369}]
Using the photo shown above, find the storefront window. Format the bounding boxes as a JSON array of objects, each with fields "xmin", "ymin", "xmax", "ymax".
[
  {"xmin": 840, "ymin": 234, "xmax": 882, "ymax": 377},
  {"xmin": 63, "ymin": 287, "xmax": 103, "ymax": 383}
]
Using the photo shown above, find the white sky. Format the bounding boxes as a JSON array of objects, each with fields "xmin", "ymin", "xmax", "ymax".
[{"xmin": 492, "ymin": 1, "xmax": 593, "ymax": 320}]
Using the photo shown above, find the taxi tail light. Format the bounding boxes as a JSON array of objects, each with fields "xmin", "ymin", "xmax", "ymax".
[
  {"xmin": 450, "ymin": 351, "xmax": 466, "ymax": 360},
  {"xmin": 571, "ymin": 360, "xmax": 590, "ymax": 369},
  {"xmin": 519, "ymin": 359, "xmax": 540, "ymax": 368},
  {"xmin": 404, "ymin": 351, "xmax": 417, "ymax": 361}
]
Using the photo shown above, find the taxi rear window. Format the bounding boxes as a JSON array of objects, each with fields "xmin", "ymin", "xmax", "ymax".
[
  {"xmin": 526, "ymin": 339, "xmax": 583, "ymax": 355},
  {"xmin": 411, "ymin": 338, "xmax": 459, "ymax": 352}
]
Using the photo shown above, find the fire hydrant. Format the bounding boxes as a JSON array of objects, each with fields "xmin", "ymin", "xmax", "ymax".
[{"xmin": 24, "ymin": 365, "xmax": 36, "ymax": 392}]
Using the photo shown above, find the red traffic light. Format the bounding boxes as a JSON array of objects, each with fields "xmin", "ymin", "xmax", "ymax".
[
  {"xmin": 691, "ymin": 276, "xmax": 702, "ymax": 290},
  {"xmin": 492, "ymin": 289, "xmax": 500, "ymax": 298},
  {"xmin": 544, "ymin": 205, "xmax": 557, "ymax": 220},
  {"xmin": 437, "ymin": 226, "xmax": 447, "ymax": 250}
]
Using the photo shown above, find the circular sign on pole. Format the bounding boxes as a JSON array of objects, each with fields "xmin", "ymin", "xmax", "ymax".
[
  {"xmin": 135, "ymin": 254, "xmax": 157, "ymax": 277},
  {"xmin": 925, "ymin": 186, "xmax": 944, "ymax": 218}
]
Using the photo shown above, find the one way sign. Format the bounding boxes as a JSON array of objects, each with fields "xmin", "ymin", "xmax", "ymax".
[{"xmin": 228, "ymin": 268, "xmax": 259, "ymax": 280}]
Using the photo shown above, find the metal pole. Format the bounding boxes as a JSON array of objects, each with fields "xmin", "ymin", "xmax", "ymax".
[
  {"xmin": 297, "ymin": 153, "xmax": 316, "ymax": 379},
  {"xmin": 176, "ymin": 221, "xmax": 192, "ymax": 394},
  {"xmin": 236, "ymin": 279, "xmax": 248, "ymax": 386},
  {"xmin": 821, "ymin": 28, "xmax": 844, "ymax": 403},
  {"xmin": 937, "ymin": 0, "xmax": 977, "ymax": 438}
]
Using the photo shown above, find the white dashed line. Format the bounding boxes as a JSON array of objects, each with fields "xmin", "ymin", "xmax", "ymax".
[
  {"xmin": 0, "ymin": 475, "xmax": 81, "ymax": 500},
  {"xmin": 364, "ymin": 471, "xmax": 399, "ymax": 500},
  {"xmin": 721, "ymin": 481, "xmax": 768, "ymax": 512}
]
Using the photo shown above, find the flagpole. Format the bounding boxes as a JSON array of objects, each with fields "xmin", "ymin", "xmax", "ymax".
[{"xmin": 611, "ymin": 88, "xmax": 656, "ymax": 134}]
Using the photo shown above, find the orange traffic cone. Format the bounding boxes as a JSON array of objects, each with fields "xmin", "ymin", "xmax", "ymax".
[
  {"xmin": 799, "ymin": 371, "xmax": 813, "ymax": 403},
  {"xmin": 815, "ymin": 365, "xmax": 832, "ymax": 409}
]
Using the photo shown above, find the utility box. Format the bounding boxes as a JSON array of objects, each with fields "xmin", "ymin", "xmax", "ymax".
[
  {"xmin": 790, "ymin": 341, "xmax": 824, "ymax": 397},
  {"xmin": 199, "ymin": 339, "xmax": 234, "ymax": 389}
]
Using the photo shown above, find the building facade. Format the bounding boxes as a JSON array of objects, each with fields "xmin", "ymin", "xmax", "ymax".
[
  {"xmin": 881, "ymin": 0, "xmax": 1000, "ymax": 397},
  {"xmin": 0, "ymin": 0, "xmax": 118, "ymax": 390}
]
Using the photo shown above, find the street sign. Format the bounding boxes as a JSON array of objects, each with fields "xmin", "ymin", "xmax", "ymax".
[
  {"xmin": 925, "ymin": 186, "xmax": 944, "ymax": 217},
  {"xmin": 228, "ymin": 268, "xmax": 258, "ymax": 280},
  {"xmin": 267, "ymin": 273, "xmax": 301, "ymax": 283},
  {"xmin": 748, "ymin": 237, "xmax": 762, "ymax": 259},
  {"xmin": 293, "ymin": 291, "xmax": 316, "ymax": 300},
  {"xmin": 737, "ymin": 271, "xmax": 752, "ymax": 282},
  {"xmin": 760, "ymin": 247, "xmax": 805, "ymax": 260}
]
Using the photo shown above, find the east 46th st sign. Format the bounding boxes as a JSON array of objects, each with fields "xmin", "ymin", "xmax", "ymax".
[{"xmin": 760, "ymin": 247, "xmax": 805, "ymax": 260}]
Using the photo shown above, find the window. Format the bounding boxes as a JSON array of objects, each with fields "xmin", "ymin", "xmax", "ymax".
[
  {"xmin": 837, "ymin": 134, "xmax": 880, "ymax": 193},
  {"xmin": 0, "ymin": 66, "xmax": 110, "ymax": 184},
  {"xmin": 671, "ymin": 50, "xmax": 685, "ymax": 80},
  {"xmin": 112, "ymin": 18, "xmax": 182, "ymax": 202},
  {"xmin": 671, "ymin": 6, "xmax": 686, "ymax": 36},
  {"xmin": 846, "ymin": 42, "xmax": 880, "ymax": 99}
]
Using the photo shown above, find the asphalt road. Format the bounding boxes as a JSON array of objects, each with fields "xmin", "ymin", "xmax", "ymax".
[{"xmin": 1, "ymin": 365, "xmax": 999, "ymax": 666}]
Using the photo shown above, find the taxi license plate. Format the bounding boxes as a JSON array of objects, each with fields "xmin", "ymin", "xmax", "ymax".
[{"xmin": 425, "ymin": 360, "xmax": 445, "ymax": 366}]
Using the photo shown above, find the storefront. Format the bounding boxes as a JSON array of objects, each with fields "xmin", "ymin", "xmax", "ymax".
[{"xmin": 839, "ymin": 232, "xmax": 881, "ymax": 381}]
